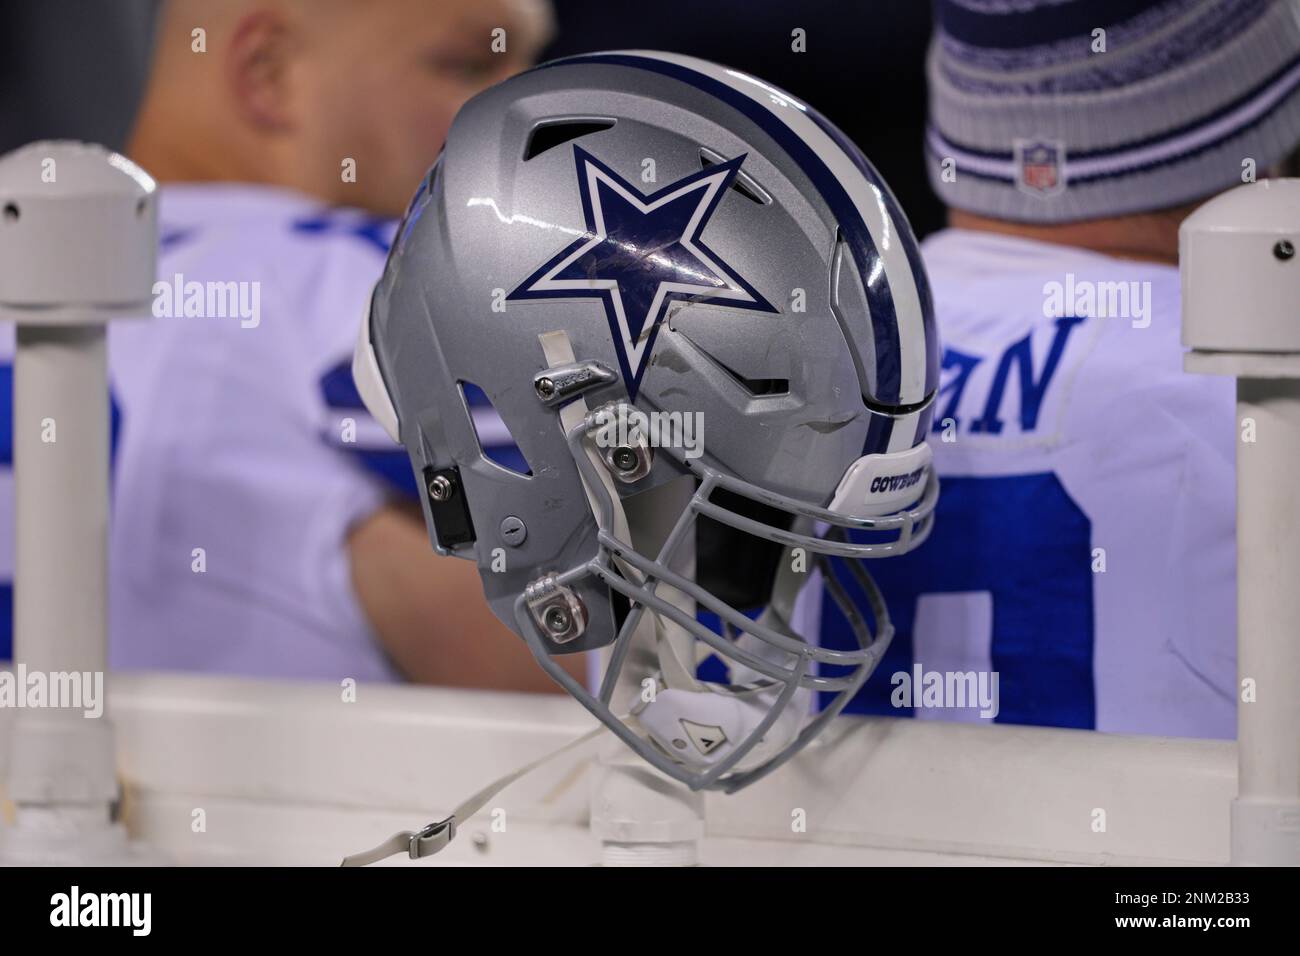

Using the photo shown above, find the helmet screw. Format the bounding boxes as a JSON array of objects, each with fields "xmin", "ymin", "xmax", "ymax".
[
  {"xmin": 543, "ymin": 605, "xmax": 571, "ymax": 635},
  {"xmin": 1274, "ymin": 239, "xmax": 1296, "ymax": 262},
  {"xmin": 499, "ymin": 515, "xmax": 527, "ymax": 547},
  {"xmin": 611, "ymin": 446, "xmax": 639, "ymax": 473},
  {"xmin": 427, "ymin": 474, "xmax": 454, "ymax": 502},
  {"xmin": 535, "ymin": 376, "xmax": 556, "ymax": 399}
]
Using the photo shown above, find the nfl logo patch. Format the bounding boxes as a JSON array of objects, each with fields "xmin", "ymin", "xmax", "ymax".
[{"xmin": 1014, "ymin": 139, "xmax": 1067, "ymax": 196}]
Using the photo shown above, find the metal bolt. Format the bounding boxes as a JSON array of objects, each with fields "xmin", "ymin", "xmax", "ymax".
[
  {"xmin": 543, "ymin": 605, "xmax": 571, "ymax": 635},
  {"xmin": 1274, "ymin": 239, "xmax": 1296, "ymax": 262},
  {"xmin": 535, "ymin": 376, "xmax": 556, "ymax": 399},
  {"xmin": 427, "ymin": 474, "xmax": 454, "ymax": 502},
  {"xmin": 611, "ymin": 446, "xmax": 639, "ymax": 473},
  {"xmin": 499, "ymin": 515, "xmax": 527, "ymax": 546}
]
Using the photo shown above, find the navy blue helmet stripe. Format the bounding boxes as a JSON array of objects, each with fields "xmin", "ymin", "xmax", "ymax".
[
  {"xmin": 863, "ymin": 409, "xmax": 895, "ymax": 457},
  {"xmin": 913, "ymin": 403, "xmax": 936, "ymax": 447},
  {"xmin": 537, "ymin": 52, "xmax": 906, "ymax": 405},
  {"xmin": 805, "ymin": 108, "xmax": 939, "ymax": 397}
]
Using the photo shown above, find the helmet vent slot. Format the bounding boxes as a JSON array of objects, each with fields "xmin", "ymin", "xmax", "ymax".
[
  {"xmin": 458, "ymin": 380, "xmax": 533, "ymax": 476},
  {"xmin": 720, "ymin": 364, "xmax": 788, "ymax": 396},
  {"xmin": 698, "ymin": 148, "xmax": 771, "ymax": 205},
  {"xmin": 523, "ymin": 118, "xmax": 616, "ymax": 160},
  {"xmin": 676, "ymin": 330, "xmax": 789, "ymax": 397}
]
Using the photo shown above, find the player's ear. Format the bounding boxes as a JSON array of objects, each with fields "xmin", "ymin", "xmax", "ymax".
[{"xmin": 225, "ymin": 9, "xmax": 297, "ymax": 131}]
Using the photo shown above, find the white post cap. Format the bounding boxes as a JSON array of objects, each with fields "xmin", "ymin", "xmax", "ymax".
[
  {"xmin": 0, "ymin": 140, "xmax": 158, "ymax": 321},
  {"xmin": 1180, "ymin": 178, "xmax": 1300, "ymax": 356}
]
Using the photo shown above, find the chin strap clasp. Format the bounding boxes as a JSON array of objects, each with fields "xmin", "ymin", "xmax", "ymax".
[
  {"xmin": 410, "ymin": 817, "xmax": 457, "ymax": 858},
  {"xmin": 339, "ymin": 816, "xmax": 457, "ymax": 867},
  {"xmin": 340, "ymin": 721, "xmax": 609, "ymax": 867}
]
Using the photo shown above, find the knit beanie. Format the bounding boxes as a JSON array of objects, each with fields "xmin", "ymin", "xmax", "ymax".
[{"xmin": 926, "ymin": 0, "xmax": 1300, "ymax": 222}]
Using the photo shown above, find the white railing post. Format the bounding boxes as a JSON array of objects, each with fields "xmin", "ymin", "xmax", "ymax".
[
  {"xmin": 0, "ymin": 141, "xmax": 157, "ymax": 864},
  {"xmin": 1182, "ymin": 177, "xmax": 1300, "ymax": 866}
]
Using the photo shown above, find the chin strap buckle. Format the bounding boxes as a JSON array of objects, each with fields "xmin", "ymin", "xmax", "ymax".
[
  {"xmin": 340, "ymin": 722, "xmax": 610, "ymax": 866},
  {"xmin": 340, "ymin": 816, "xmax": 457, "ymax": 867},
  {"xmin": 410, "ymin": 817, "xmax": 457, "ymax": 858}
]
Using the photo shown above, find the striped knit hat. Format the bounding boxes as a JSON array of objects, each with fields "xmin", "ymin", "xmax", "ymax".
[{"xmin": 926, "ymin": 0, "xmax": 1300, "ymax": 223}]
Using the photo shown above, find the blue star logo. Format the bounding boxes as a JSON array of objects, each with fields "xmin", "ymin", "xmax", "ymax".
[{"xmin": 508, "ymin": 146, "xmax": 776, "ymax": 398}]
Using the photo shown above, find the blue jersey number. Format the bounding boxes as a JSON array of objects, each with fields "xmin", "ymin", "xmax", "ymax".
[{"xmin": 821, "ymin": 473, "xmax": 1096, "ymax": 729}]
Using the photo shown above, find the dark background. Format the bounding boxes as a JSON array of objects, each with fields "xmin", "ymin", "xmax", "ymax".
[
  {"xmin": 0, "ymin": 0, "xmax": 943, "ymax": 236},
  {"xmin": 540, "ymin": 0, "xmax": 942, "ymax": 235},
  {"xmin": 0, "ymin": 1, "xmax": 157, "ymax": 156}
]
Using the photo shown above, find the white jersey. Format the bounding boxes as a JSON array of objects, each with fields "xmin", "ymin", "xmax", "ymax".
[
  {"xmin": 823, "ymin": 228, "xmax": 1237, "ymax": 739},
  {"xmin": 107, "ymin": 184, "xmax": 402, "ymax": 681}
]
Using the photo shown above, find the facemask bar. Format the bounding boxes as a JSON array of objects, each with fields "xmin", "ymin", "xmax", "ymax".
[
  {"xmin": 512, "ymin": 409, "xmax": 937, "ymax": 792},
  {"xmin": 692, "ymin": 463, "xmax": 939, "ymax": 557}
]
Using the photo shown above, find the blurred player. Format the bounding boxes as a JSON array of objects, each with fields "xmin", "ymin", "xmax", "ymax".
[
  {"xmin": 104, "ymin": 0, "xmax": 571, "ymax": 687},
  {"xmin": 823, "ymin": 0, "xmax": 1300, "ymax": 738}
]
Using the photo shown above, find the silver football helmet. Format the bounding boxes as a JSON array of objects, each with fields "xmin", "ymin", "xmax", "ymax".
[{"xmin": 353, "ymin": 51, "xmax": 939, "ymax": 793}]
